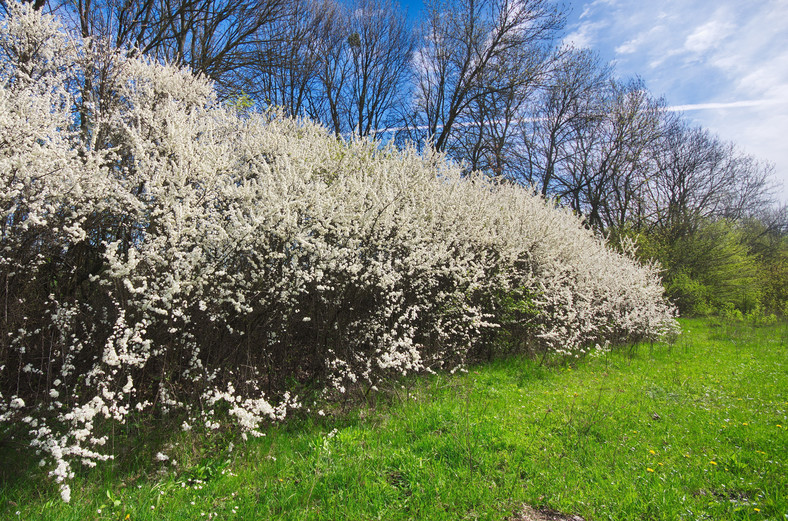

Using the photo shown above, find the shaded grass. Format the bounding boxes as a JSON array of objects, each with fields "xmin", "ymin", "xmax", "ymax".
[{"xmin": 1, "ymin": 318, "xmax": 786, "ymax": 520}]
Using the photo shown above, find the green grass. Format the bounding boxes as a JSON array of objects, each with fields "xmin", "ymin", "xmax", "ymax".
[{"xmin": 2, "ymin": 318, "xmax": 787, "ymax": 520}]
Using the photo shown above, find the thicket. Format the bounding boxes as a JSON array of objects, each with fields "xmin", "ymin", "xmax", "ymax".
[
  {"xmin": 10, "ymin": 0, "xmax": 786, "ymax": 318},
  {"xmin": 641, "ymin": 219, "xmax": 788, "ymax": 318},
  {"xmin": 0, "ymin": 6, "xmax": 677, "ymax": 502}
]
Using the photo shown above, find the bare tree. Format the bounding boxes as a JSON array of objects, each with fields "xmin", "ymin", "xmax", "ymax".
[
  {"xmin": 451, "ymin": 41, "xmax": 544, "ymax": 176},
  {"xmin": 406, "ymin": 0, "xmax": 563, "ymax": 155},
  {"xmin": 517, "ymin": 47, "xmax": 610, "ymax": 195},
  {"xmin": 717, "ymin": 154, "xmax": 777, "ymax": 221},
  {"xmin": 311, "ymin": 0, "xmax": 351, "ymax": 135},
  {"xmin": 43, "ymin": 0, "xmax": 289, "ymax": 97},
  {"xmin": 253, "ymin": 0, "xmax": 331, "ymax": 117},
  {"xmin": 345, "ymin": 0, "xmax": 413, "ymax": 138},
  {"xmin": 294, "ymin": 0, "xmax": 414, "ymax": 137},
  {"xmin": 646, "ymin": 120, "xmax": 775, "ymax": 239},
  {"xmin": 561, "ymin": 78, "xmax": 664, "ymax": 229}
]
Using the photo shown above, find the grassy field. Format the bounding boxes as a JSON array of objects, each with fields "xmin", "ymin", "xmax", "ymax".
[{"xmin": 1, "ymin": 318, "xmax": 787, "ymax": 520}]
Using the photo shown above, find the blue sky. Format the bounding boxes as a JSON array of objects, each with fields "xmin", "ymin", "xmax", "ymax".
[{"xmin": 401, "ymin": 0, "xmax": 788, "ymax": 203}]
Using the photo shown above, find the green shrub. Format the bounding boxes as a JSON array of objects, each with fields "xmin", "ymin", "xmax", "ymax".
[{"xmin": 665, "ymin": 272, "xmax": 711, "ymax": 316}]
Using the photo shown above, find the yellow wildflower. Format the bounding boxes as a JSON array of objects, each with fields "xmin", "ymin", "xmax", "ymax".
[{"xmin": 646, "ymin": 468, "xmax": 654, "ymax": 472}]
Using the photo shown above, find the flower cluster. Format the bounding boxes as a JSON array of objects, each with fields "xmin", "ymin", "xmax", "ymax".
[{"xmin": 0, "ymin": 4, "xmax": 676, "ymax": 501}]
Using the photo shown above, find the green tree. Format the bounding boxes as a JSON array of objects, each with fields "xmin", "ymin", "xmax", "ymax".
[{"xmin": 655, "ymin": 220, "xmax": 762, "ymax": 315}]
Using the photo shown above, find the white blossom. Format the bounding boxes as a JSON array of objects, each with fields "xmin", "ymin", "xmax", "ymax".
[{"xmin": 0, "ymin": 4, "xmax": 676, "ymax": 503}]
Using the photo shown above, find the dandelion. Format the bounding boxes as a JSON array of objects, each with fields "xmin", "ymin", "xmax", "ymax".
[
  {"xmin": 754, "ymin": 508, "xmax": 760, "ymax": 512},
  {"xmin": 646, "ymin": 468, "xmax": 654, "ymax": 472},
  {"xmin": 649, "ymin": 449, "xmax": 656, "ymax": 454},
  {"xmin": 743, "ymin": 422, "xmax": 749, "ymax": 426},
  {"xmin": 710, "ymin": 461, "xmax": 717, "ymax": 466}
]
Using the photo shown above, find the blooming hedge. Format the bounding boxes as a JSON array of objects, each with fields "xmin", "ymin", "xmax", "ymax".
[{"xmin": 0, "ymin": 4, "xmax": 676, "ymax": 501}]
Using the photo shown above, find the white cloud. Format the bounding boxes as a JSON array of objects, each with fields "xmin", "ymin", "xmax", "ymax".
[
  {"xmin": 564, "ymin": 19, "xmax": 607, "ymax": 49},
  {"xmin": 684, "ymin": 19, "xmax": 735, "ymax": 55},
  {"xmin": 614, "ymin": 39, "xmax": 637, "ymax": 55},
  {"xmin": 615, "ymin": 25, "xmax": 666, "ymax": 56}
]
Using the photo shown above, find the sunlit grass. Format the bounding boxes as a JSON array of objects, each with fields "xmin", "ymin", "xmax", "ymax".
[{"xmin": 1, "ymin": 318, "xmax": 786, "ymax": 520}]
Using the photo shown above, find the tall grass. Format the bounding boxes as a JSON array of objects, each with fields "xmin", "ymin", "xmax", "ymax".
[{"xmin": 1, "ymin": 318, "xmax": 786, "ymax": 520}]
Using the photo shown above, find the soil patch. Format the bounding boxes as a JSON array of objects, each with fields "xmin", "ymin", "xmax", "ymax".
[{"xmin": 508, "ymin": 504, "xmax": 585, "ymax": 521}]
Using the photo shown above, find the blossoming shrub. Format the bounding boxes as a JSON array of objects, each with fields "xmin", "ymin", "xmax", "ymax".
[{"xmin": 0, "ymin": 4, "xmax": 676, "ymax": 501}]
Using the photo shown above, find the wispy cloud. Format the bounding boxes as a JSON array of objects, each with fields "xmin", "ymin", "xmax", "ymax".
[
  {"xmin": 614, "ymin": 40, "xmax": 638, "ymax": 55},
  {"xmin": 684, "ymin": 19, "xmax": 735, "ymax": 55},
  {"xmin": 666, "ymin": 100, "xmax": 781, "ymax": 112},
  {"xmin": 564, "ymin": 19, "xmax": 607, "ymax": 49}
]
